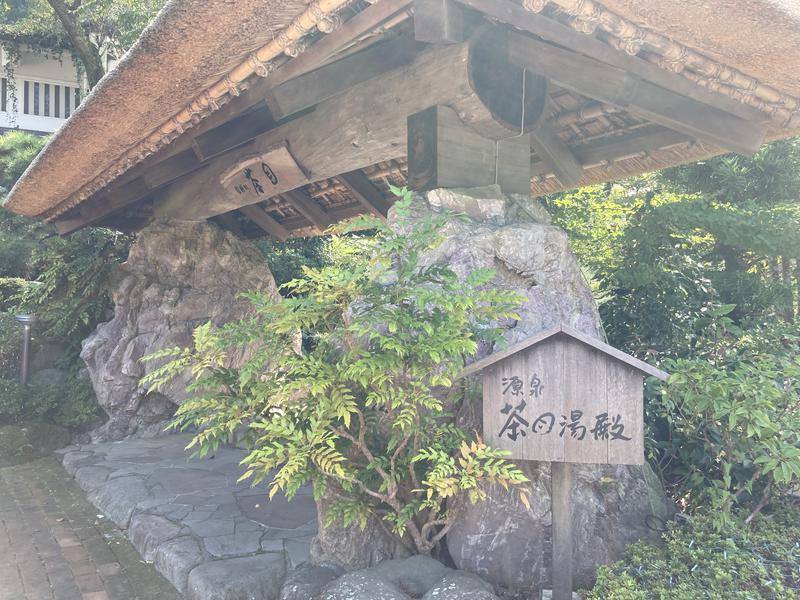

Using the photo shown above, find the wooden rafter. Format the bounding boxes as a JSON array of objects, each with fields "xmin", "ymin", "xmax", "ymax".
[
  {"xmin": 265, "ymin": 34, "xmax": 419, "ymax": 121},
  {"xmin": 238, "ymin": 204, "xmax": 290, "ymax": 241},
  {"xmin": 338, "ymin": 170, "xmax": 393, "ymax": 218},
  {"xmin": 506, "ymin": 31, "xmax": 765, "ymax": 155},
  {"xmin": 531, "ymin": 125, "xmax": 691, "ymax": 177},
  {"xmin": 529, "ymin": 118, "xmax": 583, "ymax": 186},
  {"xmin": 282, "ymin": 189, "xmax": 334, "ymax": 232},
  {"xmin": 457, "ymin": 0, "xmax": 766, "ymax": 123}
]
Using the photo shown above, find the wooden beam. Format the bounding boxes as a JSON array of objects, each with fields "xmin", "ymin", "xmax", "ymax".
[
  {"xmin": 531, "ymin": 125, "xmax": 691, "ymax": 177},
  {"xmin": 157, "ymin": 40, "xmax": 543, "ymax": 220},
  {"xmin": 142, "ymin": 149, "xmax": 202, "ymax": 189},
  {"xmin": 506, "ymin": 31, "xmax": 766, "ymax": 155},
  {"xmin": 268, "ymin": 0, "xmax": 414, "ymax": 88},
  {"xmin": 529, "ymin": 118, "xmax": 583, "ymax": 186},
  {"xmin": 265, "ymin": 34, "xmax": 419, "ymax": 121},
  {"xmin": 192, "ymin": 104, "xmax": 277, "ymax": 161},
  {"xmin": 238, "ymin": 205, "xmax": 290, "ymax": 241},
  {"xmin": 414, "ymin": 0, "xmax": 465, "ymax": 44},
  {"xmin": 458, "ymin": 0, "xmax": 765, "ymax": 123},
  {"xmin": 282, "ymin": 189, "xmax": 334, "ymax": 231},
  {"xmin": 55, "ymin": 178, "xmax": 152, "ymax": 235},
  {"xmin": 338, "ymin": 170, "xmax": 393, "ymax": 218}
]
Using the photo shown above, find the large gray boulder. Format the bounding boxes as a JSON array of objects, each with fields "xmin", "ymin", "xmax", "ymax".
[
  {"xmin": 315, "ymin": 557, "xmax": 499, "ymax": 600},
  {"xmin": 81, "ymin": 219, "xmax": 279, "ymax": 441},
  {"xmin": 311, "ymin": 484, "xmax": 409, "ymax": 571},
  {"xmin": 400, "ymin": 187, "xmax": 672, "ymax": 593}
]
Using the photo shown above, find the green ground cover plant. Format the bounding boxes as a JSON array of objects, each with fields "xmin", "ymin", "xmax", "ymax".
[{"xmin": 584, "ymin": 503, "xmax": 800, "ymax": 599}]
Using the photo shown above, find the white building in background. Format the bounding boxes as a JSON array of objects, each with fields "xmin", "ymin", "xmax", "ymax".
[{"xmin": 0, "ymin": 44, "xmax": 92, "ymax": 134}]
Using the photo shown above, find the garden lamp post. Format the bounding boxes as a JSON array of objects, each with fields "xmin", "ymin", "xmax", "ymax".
[{"xmin": 15, "ymin": 314, "xmax": 35, "ymax": 386}]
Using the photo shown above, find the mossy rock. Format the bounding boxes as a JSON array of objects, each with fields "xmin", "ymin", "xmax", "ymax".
[{"xmin": 0, "ymin": 422, "xmax": 71, "ymax": 466}]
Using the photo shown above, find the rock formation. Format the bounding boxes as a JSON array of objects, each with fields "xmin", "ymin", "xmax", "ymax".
[
  {"xmin": 420, "ymin": 187, "xmax": 672, "ymax": 592},
  {"xmin": 81, "ymin": 219, "xmax": 279, "ymax": 441},
  {"xmin": 313, "ymin": 187, "xmax": 672, "ymax": 593}
]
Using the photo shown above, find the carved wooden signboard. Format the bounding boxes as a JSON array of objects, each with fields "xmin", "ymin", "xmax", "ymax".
[
  {"xmin": 460, "ymin": 325, "xmax": 669, "ymax": 466},
  {"xmin": 219, "ymin": 142, "xmax": 309, "ymax": 205}
]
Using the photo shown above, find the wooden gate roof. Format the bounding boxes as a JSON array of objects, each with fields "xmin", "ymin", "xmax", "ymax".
[{"xmin": 4, "ymin": 0, "xmax": 800, "ymax": 238}]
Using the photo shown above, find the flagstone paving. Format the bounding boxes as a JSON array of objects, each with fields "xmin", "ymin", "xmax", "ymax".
[
  {"xmin": 0, "ymin": 455, "xmax": 179, "ymax": 599},
  {"xmin": 56, "ymin": 434, "xmax": 318, "ymax": 599}
]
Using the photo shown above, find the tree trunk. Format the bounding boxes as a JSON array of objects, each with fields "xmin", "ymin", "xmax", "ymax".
[{"xmin": 46, "ymin": 0, "xmax": 105, "ymax": 88}]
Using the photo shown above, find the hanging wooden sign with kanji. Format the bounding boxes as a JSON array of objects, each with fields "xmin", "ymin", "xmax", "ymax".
[
  {"xmin": 219, "ymin": 142, "xmax": 309, "ymax": 205},
  {"xmin": 460, "ymin": 325, "xmax": 669, "ymax": 465}
]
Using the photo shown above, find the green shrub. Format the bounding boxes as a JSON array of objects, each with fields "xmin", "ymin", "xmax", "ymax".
[
  {"xmin": 584, "ymin": 505, "xmax": 800, "ymax": 599},
  {"xmin": 0, "ymin": 377, "xmax": 22, "ymax": 421},
  {"xmin": 648, "ymin": 318, "xmax": 800, "ymax": 528},
  {"xmin": 0, "ymin": 312, "xmax": 20, "ymax": 378},
  {"xmin": 0, "ymin": 369, "xmax": 98, "ymax": 429},
  {"xmin": 145, "ymin": 188, "xmax": 530, "ymax": 554},
  {"xmin": 55, "ymin": 371, "xmax": 100, "ymax": 429},
  {"xmin": 0, "ymin": 425, "xmax": 32, "ymax": 462}
]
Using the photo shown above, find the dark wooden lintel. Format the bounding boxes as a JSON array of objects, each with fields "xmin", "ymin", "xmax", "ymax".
[
  {"xmin": 143, "ymin": 149, "xmax": 202, "ymax": 189},
  {"xmin": 192, "ymin": 104, "xmax": 277, "ymax": 161}
]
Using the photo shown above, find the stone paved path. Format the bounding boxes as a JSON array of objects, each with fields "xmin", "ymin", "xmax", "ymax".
[
  {"xmin": 57, "ymin": 434, "xmax": 318, "ymax": 599},
  {"xmin": 0, "ymin": 456, "xmax": 179, "ymax": 600}
]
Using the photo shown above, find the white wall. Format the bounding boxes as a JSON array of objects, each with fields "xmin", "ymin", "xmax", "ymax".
[{"xmin": 0, "ymin": 45, "xmax": 85, "ymax": 134}]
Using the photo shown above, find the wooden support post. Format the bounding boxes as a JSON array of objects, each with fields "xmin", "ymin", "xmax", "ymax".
[
  {"xmin": 414, "ymin": 0, "xmax": 465, "ymax": 44},
  {"xmin": 407, "ymin": 105, "xmax": 531, "ymax": 194},
  {"xmin": 551, "ymin": 461, "xmax": 573, "ymax": 600}
]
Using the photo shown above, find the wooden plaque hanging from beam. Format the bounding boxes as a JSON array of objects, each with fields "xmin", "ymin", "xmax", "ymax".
[{"xmin": 219, "ymin": 142, "xmax": 309, "ymax": 207}]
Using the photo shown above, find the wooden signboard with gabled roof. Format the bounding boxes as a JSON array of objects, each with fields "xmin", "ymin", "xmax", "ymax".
[
  {"xmin": 460, "ymin": 324, "xmax": 668, "ymax": 599},
  {"xmin": 460, "ymin": 324, "xmax": 669, "ymax": 466}
]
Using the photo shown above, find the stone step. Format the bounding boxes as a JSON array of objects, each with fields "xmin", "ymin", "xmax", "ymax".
[{"xmin": 59, "ymin": 433, "xmax": 318, "ymax": 598}]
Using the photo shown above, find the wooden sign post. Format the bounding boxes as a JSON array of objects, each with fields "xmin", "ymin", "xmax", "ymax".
[{"xmin": 459, "ymin": 325, "xmax": 669, "ymax": 600}]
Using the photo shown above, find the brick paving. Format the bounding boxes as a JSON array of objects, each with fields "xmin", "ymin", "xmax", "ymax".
[{"xmin": 0, "ymin": 457, "xmax": 180, "ymax": 600}]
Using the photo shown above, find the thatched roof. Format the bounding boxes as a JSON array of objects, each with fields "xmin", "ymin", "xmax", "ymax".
[
  {"xmin": 5, "ymin": 0, "xmax": 800, "ymax": 235},
  {"xmin": 4, "ymin": 0, "xmax": 315, "ymax": 218}
]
